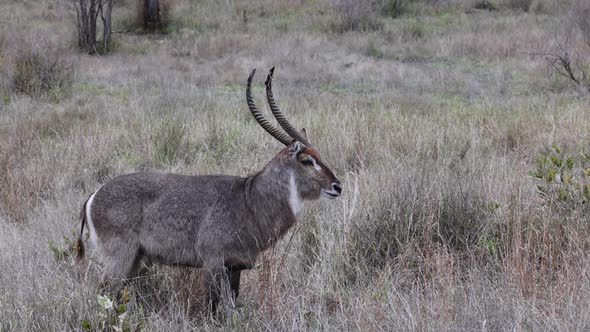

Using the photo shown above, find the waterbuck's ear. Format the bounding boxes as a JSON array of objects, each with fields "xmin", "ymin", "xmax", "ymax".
[
  {"xmin": 288, "ymin": 141, "xmax": 305, "ymax": 158},
  {"xmin": 300, "ymin": 128, "xmax": 311, "ymax": 145}
]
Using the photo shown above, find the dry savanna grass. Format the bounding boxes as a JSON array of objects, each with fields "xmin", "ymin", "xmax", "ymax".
[{"xmin": 2, "ymin": 0, "xmax": 590, "ymax": 330}]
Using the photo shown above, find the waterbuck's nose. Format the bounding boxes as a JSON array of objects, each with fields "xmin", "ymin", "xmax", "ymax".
[{"xmin": 332, "ymin": 182, "xmax": 342, "ymax": 195}]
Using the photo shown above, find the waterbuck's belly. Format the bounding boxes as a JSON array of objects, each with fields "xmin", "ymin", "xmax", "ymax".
[{"xmin": 138, "ymin": 205, "xmax": 207, "ymax": 267}]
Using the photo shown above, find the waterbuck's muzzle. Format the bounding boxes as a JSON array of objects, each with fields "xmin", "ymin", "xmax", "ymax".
[{"xmin": 322, "ymin": 180, "xmax": 342, "ymax": 199}]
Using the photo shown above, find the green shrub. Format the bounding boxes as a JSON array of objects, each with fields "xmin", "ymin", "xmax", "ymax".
[
  {"xmin": 380, "ymin": 0, "xmax": 410, "ymax": 18},
  {"xmin": 331, "ymin": 0, "xmax": 383, "ymax": 32},
  {"xmin": 401, "ymin": 21, "xmax": 425, "ymax": 41},
  {"xmin": 473, "ymin": 1, "xmax": 498, "ymax": 11},
  {"xmin": 530, "ymin": 144, "xmax": 590, "ymax": 214},
  {"xmin": 12, "ymin": 44, "xmax": 74, "ymax": 101},
  {"xmin": 366, "ymin": 37, "xmax": 385, "ymax": 58},
  {"xmin": 48, "ymin": 234, "xmax": 77, "ymax": 263},
  {"xmin": 504, "ymin": 0, "xmax": 532, "ymax": 12},
  {"xmin": 82, "ymin": 290, "xmax": 143, "ymax": 331}
]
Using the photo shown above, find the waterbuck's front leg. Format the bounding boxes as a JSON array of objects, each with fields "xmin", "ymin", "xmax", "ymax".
[
  {"xmin": 205, "ymin": 264, "xmax": 244, "ymax": 314},
  {"xmin": 204, "ymin": 257, "xmax": 235, "ymax": 314}
]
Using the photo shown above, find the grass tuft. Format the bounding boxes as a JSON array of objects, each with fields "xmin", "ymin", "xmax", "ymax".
[{"xmin": 153, "ymin": 116, "xmax": 189, "ymax": 166}]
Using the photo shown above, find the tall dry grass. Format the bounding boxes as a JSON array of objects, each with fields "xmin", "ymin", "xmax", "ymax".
[{"xmin": 1, "ymin": 0, "xmax": 590, "ymax": 330}]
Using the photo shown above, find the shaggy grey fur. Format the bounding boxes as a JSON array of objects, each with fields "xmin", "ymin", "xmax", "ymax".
[{"xmin": 76, "ymin": 141, "xmax": 341, "ymax": 311}]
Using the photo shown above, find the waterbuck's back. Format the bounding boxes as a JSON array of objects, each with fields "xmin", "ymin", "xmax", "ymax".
[{"xmin": 89, "ymin": 172, "xmax": 253, "ymax": 271}]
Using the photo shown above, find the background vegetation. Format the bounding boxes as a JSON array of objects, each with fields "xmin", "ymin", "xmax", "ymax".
[{"xmin": 1, "ymin": 0, "xmax": 590, "ymax": 330}]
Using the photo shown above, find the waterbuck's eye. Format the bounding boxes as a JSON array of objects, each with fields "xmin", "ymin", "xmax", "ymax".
[{"xmin": 301, "ymin": 159, "xmax": 314, "ymax": 166}]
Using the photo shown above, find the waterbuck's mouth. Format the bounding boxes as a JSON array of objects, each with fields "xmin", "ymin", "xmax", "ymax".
[{"xmin": 321, "ymin": 189, "xmax": 340, "ymax": 199}]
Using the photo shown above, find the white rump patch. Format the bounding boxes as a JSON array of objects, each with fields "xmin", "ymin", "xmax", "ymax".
[
  {"xmin": 86, "ymin": 191, "xmax": 98, "ymax": 246},
  {"xmin": 289, "ymin": 172, "xmax": 303, "ymax": 216}
]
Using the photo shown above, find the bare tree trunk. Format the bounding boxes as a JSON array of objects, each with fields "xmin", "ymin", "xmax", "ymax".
[
  {"xmin": 143, "ymin": 0, "xmax": 161, "ymax": 30},
  {"xmin": 75, "ymin": 0, "xmax": 116, "ymax": 54},
  {"xmin": 88, "ymin": 0, "xmax": 98, "ymax": 53},
  {"xmin": 75, "ymin": 0, "xmax": 99, "ymax": 54},
  {"xmin": 76, "ymin": 0, "xmax": 90, "ymax": 52},
  {"xmin": 101, "ymin": 0, "xmax": 114, "ymax": 52}
]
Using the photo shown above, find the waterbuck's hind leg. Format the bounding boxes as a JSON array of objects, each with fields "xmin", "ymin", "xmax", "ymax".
[
  {"xmin": 100, "ymin": 242, "xmax": 144, "ymax": 284},
  {"xmin": 96, "ymin": 245, "xmax": 145, "ymax": 307},
  {"xmin": 227, "ymin": 268, "xmax": 241, "ymax": 299},
  {"xmin": 205, "ymin": 265, "xmax": 224, "ymax": 314}
]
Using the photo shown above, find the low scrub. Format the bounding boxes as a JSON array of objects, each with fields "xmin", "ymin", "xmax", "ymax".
[
  {"xmin": 380, "ymin": 0, "xmax": 411, "ymax": 18},
  {"xmin": 12, "ymin": 41, "xmax": 74, "ymax": 101},
  {"xmin": 541, "ymin": 3, "xmax": 590, "ymax": 92},
  {"xmin": 530, "ymin": 144, "xmax": 590, "ymax": 215},
  {"xmin": 330, "ymin": 0, "xmax": 417, "ymax": 32},
  {"xmin": 331, "ymin": 0, "xmax": 383, "ymax": 32},
  {"xmin": 343, "ymin": 165, "xmax": 492, "ymax": 284},
  {"xmin": 503, "ymin": 0, "xmax": 533, "ymax": 11}
]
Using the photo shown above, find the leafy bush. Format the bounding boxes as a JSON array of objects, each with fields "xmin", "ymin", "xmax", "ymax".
[
  {"xmin": 473, "ymin": 1, "xmax": 497, "ymax": 11},
  {"xmin": 330, "ymin": 0, "xmax": 419, "ymax": 32},
  {"xmin": 80, "ymin": 290, "xmax": 143, "ymax": 331},
  {"xmin": 522, "ymin": 144, "xmax": 590, "ymax": 281},
  {"xmin": 331, "ymin": 0, "xmax": 383, "ymax": 32},
  {"xmin": 530, "ymin": 145, "xmax": 590, "ymax": 214},
  {"xmin": 366, "ymin": 37, "xmax": 385, "ymax": 58},
  {"xmin": 504, "ymin": 0, "xmax": 532, "ymax": 12},
  {"xmin": 12, "ymin": 43, "xmax": 74, "ymax": 101},
  {"xmin": 380, "ymin": 0, "xmax": 410, "ymax": 18},
  {"xmin": 401, "ymin": 20, "xmax": 425, "ymax": 41}
]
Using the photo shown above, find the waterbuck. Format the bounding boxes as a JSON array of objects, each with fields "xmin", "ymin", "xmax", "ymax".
[{"xmin": 75, "ymin": 67, "xmax": 342, "ymax": 311}]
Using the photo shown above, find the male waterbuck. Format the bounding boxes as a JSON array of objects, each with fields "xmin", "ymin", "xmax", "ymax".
[{"xmin": 75, "ymin": 67, "xmax": 342, "ymax": 311}]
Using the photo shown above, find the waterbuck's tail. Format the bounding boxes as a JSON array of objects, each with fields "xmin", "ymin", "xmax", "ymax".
[{"xmin": 75, "ymin": 196, "xmax": 90, "ymax": 264}]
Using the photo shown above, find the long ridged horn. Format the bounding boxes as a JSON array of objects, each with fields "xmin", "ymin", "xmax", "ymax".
[
  {"xmin": 247, "ymin": 69, "xmax": 294, "ymax": 146},
  {"xmin": 265, "ymin": 67, "xmax": 312, "ymax": 147}
]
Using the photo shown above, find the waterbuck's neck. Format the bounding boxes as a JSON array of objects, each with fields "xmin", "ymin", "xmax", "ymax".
[{"xmin": 244, "ymin": 158, "xmax": 300, "ymax": 250}]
